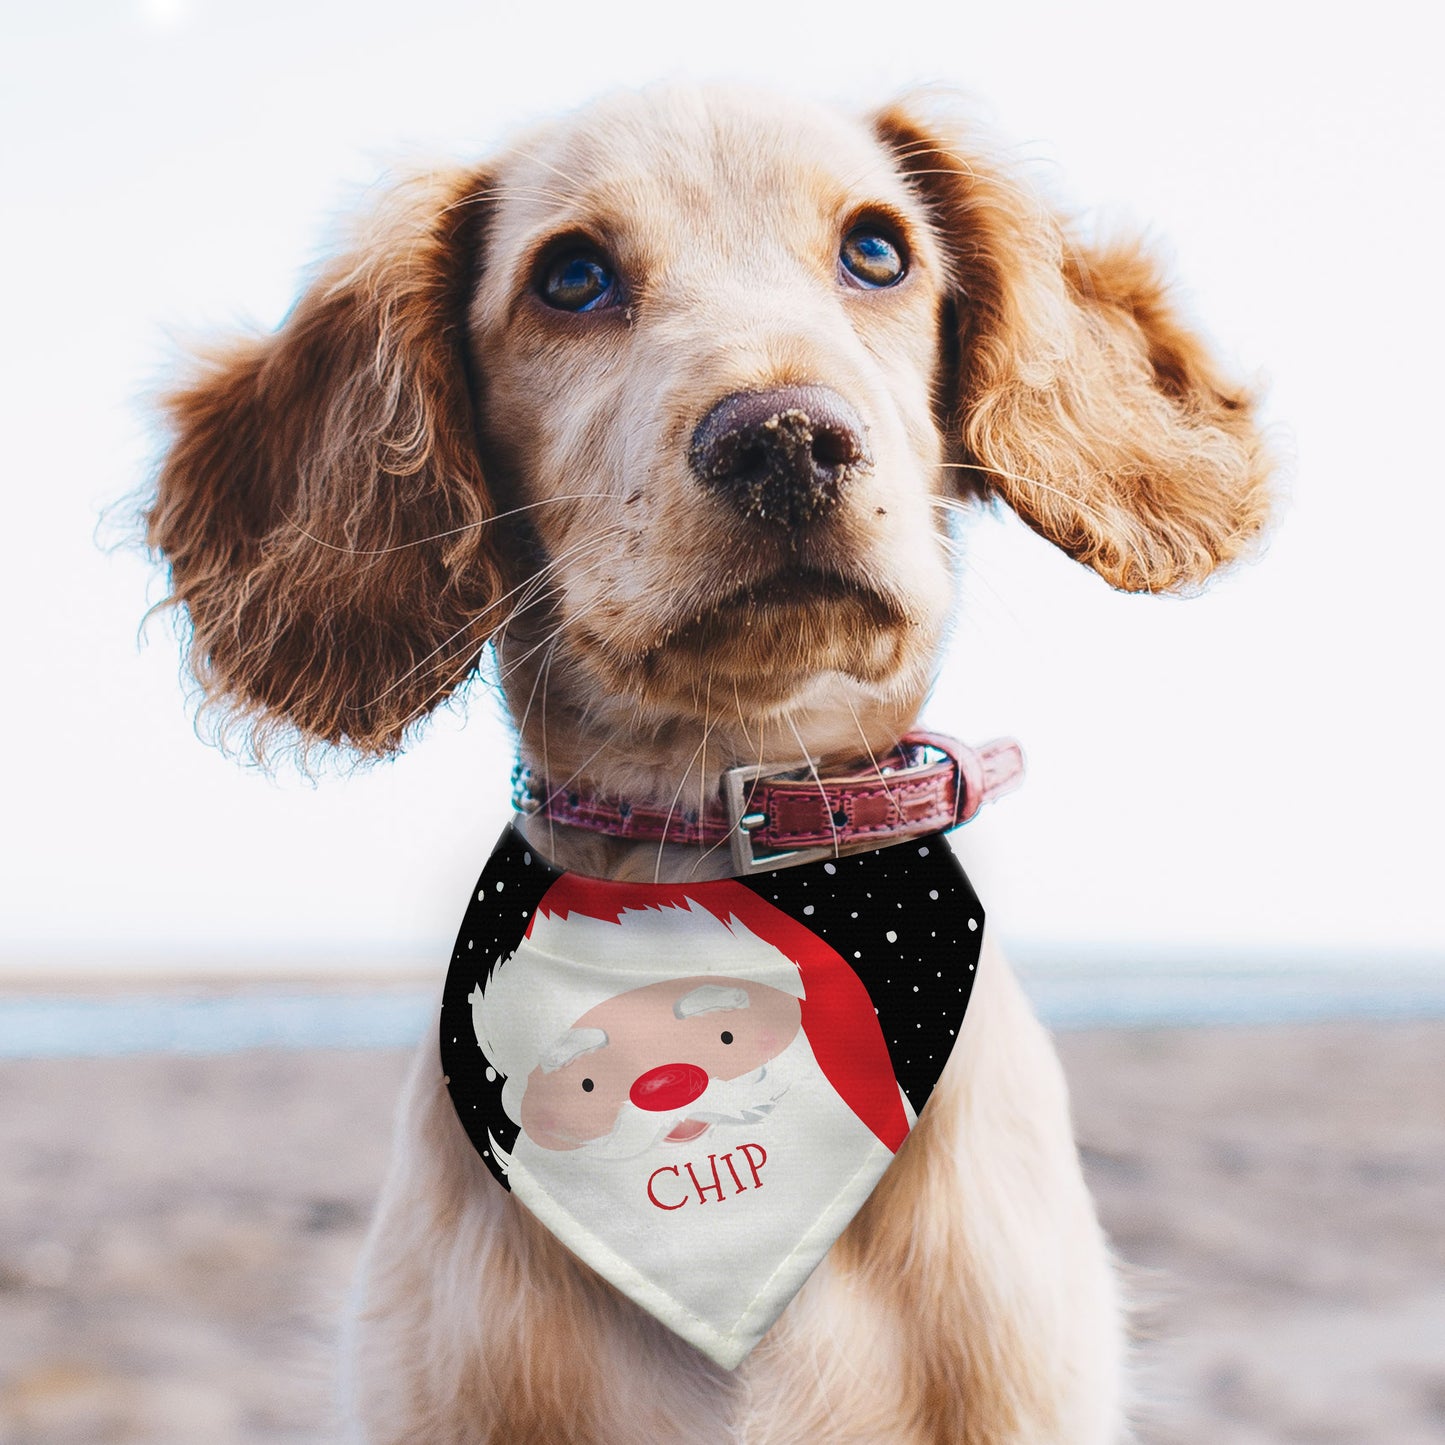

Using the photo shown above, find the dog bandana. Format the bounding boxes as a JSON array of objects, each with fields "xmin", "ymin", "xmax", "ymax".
[{"xmin": 440, "ymin": 825, "xmax": 985, "ymax": 1368}]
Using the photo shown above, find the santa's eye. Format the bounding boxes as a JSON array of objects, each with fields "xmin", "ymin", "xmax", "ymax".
[
  {"xmin": 720, "ymin": 1031, "xmax": 734, "ymax": 1045},
  {"xmin": 581, "ymin": 1078, "xmax": 595, "ymax": 1092}
]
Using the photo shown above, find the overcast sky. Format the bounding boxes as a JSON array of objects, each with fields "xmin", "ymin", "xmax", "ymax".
[{"xmin": 3, "ymin": 0, "xmax": 1441, "ymax": 976}]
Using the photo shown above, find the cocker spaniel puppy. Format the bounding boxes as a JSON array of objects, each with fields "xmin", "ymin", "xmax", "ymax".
[{"xmin": 147, "ymin": 86, "xmax": 1270, "ymax": 1444}]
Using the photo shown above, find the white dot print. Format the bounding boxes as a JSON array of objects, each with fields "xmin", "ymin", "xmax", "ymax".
[{"xmin": 442, "ymin": 814, "xmax": 989, "ymax": 1240}]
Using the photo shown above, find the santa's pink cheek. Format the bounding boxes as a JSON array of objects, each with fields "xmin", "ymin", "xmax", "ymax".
[
  {"xmin": 706, "ymin": 1028, "xmax": 776, "ymax": 1079},
  {"xmin": 523, "ymin": 1101, "xmax": 620, "ymax": 1150},
  {"xmin": 520, "ymin": 1076, "xmax": 624, "ymax": 1150}
]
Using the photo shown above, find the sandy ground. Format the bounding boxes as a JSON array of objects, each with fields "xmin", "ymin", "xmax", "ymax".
[{"xmin": 0, "ymin": 1022, "xmax": 1441, "ymax": 1444}]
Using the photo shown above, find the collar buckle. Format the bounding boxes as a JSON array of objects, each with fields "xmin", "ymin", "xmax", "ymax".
[{"xmin": 722, "ymin": 758, "xmax": 842, "ymax": 876}]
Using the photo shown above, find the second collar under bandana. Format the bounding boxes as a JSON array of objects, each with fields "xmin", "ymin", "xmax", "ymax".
[{"xmin": 440, "ymin": 825, "xmax": 985, "ymax": 1368}]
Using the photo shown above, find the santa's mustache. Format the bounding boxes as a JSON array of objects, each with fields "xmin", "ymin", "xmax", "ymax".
[{"xmin": 577, "ymin": 1034, "xmax": 809, "ymax": 1162}]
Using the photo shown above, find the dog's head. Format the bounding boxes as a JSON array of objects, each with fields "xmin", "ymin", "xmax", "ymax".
[{"xmin": 147, "ymin": 87, "xmax": 1270, "ymax": 767}]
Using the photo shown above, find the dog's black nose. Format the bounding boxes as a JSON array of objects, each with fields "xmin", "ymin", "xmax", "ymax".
[{"xmin": 687, "ymin": 386, "xmax": 872, "ymax": 530}]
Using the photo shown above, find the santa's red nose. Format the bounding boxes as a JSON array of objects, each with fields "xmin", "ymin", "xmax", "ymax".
[{"xmin": 629, "ymin": 1062, "xmax": 708, "ymax": 1112}]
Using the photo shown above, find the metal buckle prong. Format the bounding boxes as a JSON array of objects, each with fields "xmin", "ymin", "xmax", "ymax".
[{"xmin": 722, "ymin": 756, "xmax": 842, "ymax": 875}]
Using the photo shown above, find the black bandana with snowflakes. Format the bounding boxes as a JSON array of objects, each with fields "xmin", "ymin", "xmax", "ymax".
[{"xmin": 438, "ymin": 824, "xmax": 986, "ymax": 1367}]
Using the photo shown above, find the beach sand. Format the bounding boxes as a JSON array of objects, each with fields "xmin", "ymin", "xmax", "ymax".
[{"xmin": 1, "ymin": 1021, "xmax": 1441, "ymax": 1443}]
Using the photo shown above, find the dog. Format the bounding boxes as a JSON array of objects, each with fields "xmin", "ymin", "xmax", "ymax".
[{"xmin": 145, "ymin": 85, "xmax": 1271, "ymax": 1444}]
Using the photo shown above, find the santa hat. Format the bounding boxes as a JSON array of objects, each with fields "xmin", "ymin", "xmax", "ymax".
[{"xmin": 470, "ymin": 873, "xmax": 908, "ymax": 1152}]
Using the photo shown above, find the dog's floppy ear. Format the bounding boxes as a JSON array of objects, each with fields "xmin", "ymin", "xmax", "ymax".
[
  {"xmin": 146, "ymin": 166, "xmax": 503, "ymax": 759},
  {"xmin": 874, "ymin": 103, "xmax": 1273, "ymax": 593}
]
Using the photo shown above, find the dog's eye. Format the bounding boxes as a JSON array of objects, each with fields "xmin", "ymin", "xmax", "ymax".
[
  {"xmin": 720, "ymin": 1031, "xmax": 733, "ymax": 1045},
  {"xmin": 539, "ymin": 250, "xmax": 617, "ymax": 312},
  {"xmin": 840, "ymin": 227, "xmax": 906, "ymax": 288},
  {"xmin": 581, "ymin": 1078, "xmax": 595, "ymax": 1092}
]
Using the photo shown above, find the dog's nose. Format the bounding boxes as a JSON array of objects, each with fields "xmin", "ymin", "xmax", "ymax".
[{"xmin": 687, "ymin": 385, "xmax": 872, "ymax": 529}]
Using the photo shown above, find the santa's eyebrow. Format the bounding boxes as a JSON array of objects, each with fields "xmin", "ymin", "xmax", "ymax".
[
  {"xmin": 539, "ymin": 1027, "xmax": 608, "ymax": 1072},
  {"xmin": 674, "ymin": 985, "xmax": 750, "ymax": 1019}
]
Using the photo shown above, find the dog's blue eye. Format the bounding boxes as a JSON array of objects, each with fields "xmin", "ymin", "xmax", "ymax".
[
  {"xmin": 540, "ymin": 251, "xmax": 616, "ymax": 311},
  {"xmin": 840, "ymin": 227, "xmax": 905, "ymax": 288}
]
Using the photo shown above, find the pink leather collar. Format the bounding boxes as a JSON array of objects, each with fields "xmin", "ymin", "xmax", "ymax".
[{"xmin": 512, "ymin": 732, "xmax": 1024, "ymax": 873}]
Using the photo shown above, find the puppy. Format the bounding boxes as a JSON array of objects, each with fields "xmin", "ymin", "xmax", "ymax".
[{"xmin": 146, "ymin": 86, "xmax": 1270, "ymax": 1444}]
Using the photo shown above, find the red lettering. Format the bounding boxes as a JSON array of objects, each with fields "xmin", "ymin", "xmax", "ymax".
[
  {"xmin": 685, "ymin": 1154, "xmax": 725, "ymax": 1204},
  {"xmin": 721, "ymin": 1151, "xmax": 746, "ymax": 1193},
  {"xmin": 738, "ymin": 1142, "xmax": 767, "ymax": 1188},
  {"xmin": 646, "ymin": 1144, "xmax": 768, "ymax": 1208},
  {"xmin": 646, "ymin": 1165, "xmax": 686, "ymax": 1210}
]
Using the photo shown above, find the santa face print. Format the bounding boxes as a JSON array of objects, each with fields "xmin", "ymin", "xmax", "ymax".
[
  {"xmin": 518, "ymin": 976, "xmax": 802, "ymax": 1154},
  {"xmin": 440, "ymin": 824, "xmax": 985, "ymax": 1368}
]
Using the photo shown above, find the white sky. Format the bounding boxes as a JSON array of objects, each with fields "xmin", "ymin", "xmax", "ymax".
[{"xmin": 2, "ymin": 0, "xmax": 1442, "ymax": 976}]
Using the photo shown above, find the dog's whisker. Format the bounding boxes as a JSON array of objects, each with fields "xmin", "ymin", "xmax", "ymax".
[
  {"xmin": 485, "ymin": 568, "xmax": 624, "ymax": 695},
  {"xmin": 524, "ymin": 735, "xmax": 615, "ymax": 820},
  {"xmin": 879, "ymin": 140, "xmax": 1041, "ymax": 208},
  {"xmin": 685, "ymin": 693, "xmax": 767, "ymax": 880},
  {"xmin": 353, "ymin": 529, "xmax": 624, "ymax": 711},
  {"xmin": 731, "ymin": 677, "xmax": 755, "ymax": 754},
  {"xmin": 653, "ymin": 727, "xmax": 713, "ymax": 884},
  {"xmin": 782, "ymin": 710, "xmax": 841, "ymax": 859},
  {"xmin": 489, "ymin": 609, "xmax": 576, "ymax": 693},
  {"xmin": 885, "ymin": 145, "xmax": 1032, "ymax": 199},
  {"xmin": 492, "ymin": 538, "xmax": 629, "ymax": 642},
  {"xmin": 378, "ymin": 552, "xmax": 612, "ymax": 727},
  {"xmin": 384, "ymin": 636, "xmax": 494, "ymax": 727},
  {"xmin": 486, "ymin": 546, "xmax": 626, "ymax": 657},
  {"xmin": 698, "ymin": 669, "xmax": 713, "ymax": 845},
  {"xmin": 488, "ymin": 540, "xmax": 630, "ymax": 702},
  {"xmin": 538, "ymin": 633, "xmax": 562, "ymax": 859},
  {"xmin": 476, "ymin": 615, "xmax": 567, "ymax": 697},
  {"xmin": 688, "ymin": 685, "xmax": 785, "ymax": 878},
  {"xmin": 282, "ymin": 492, "xmax": 612, "ymax": 556},
  {"xmin": 507, "ymin": 145, "xmax": 586, "ymax": 194},
  {"xmin": 440, "ymin": 182, "xmax": 577, "ymax": 214},
  {"xmin": 843, "ymin": 694, "xmax": 901, "ymax": 819},
  {"xmin": 507, "ymin": 630, "xmax": 557, "ymax": 760},
  {"xmin": 364, "ymin": 561, "xmax": 612, "ymax": 732},
  {"xmin": 957, "ymin": 557, "xmax": 1037, "ymax": 643}
]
